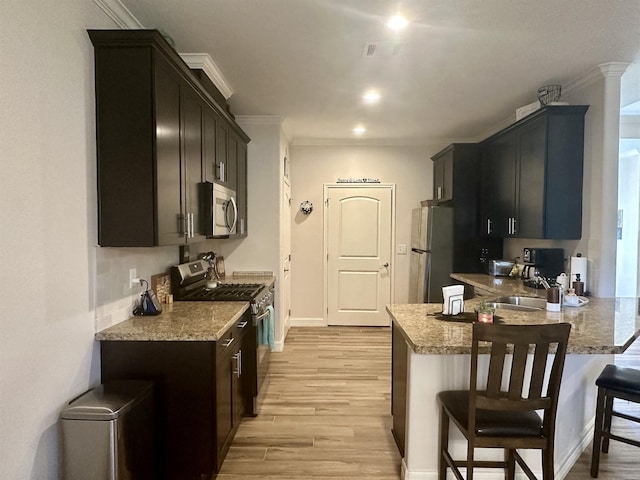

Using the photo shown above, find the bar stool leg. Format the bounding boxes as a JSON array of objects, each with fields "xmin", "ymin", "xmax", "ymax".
[
  {"xmin": 601, "ymin": 392, "xmax": 614, "ymax": 453},
  {"xmin": 590, "ymin": 387, "xmax": 606, "ymax": 478}
]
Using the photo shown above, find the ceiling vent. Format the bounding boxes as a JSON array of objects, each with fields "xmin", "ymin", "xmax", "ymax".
[{"xmin": 363, "ymin": 41, "xmax": 404, "ymax": 58}]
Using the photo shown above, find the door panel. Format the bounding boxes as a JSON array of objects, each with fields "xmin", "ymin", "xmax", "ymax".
[
  {"xmin": 326, "ymin": 186, "xmax": 393, "ymax": 326},
  {"xmin": 338, "ymin": 271, "xmax": 379, "ymax": 311}
]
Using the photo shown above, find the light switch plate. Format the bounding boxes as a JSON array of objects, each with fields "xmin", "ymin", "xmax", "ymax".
[{"xmin": 396, "ymin": 244, "xmax": 407, "ymax": 255}]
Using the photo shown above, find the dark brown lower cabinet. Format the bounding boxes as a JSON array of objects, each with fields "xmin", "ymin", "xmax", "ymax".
[
  {"xmin": 391, "ymin": 322, "xmax": 408, "ymax": 457},
  {"xmin": 100, "ymin": 312, "xmax": 251, "ymax": 479}
]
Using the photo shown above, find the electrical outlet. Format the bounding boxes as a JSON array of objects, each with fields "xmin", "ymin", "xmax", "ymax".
[
  {"xmin": 129, "ymin": 268, "xmax": 137, "ymax": 287},
  {"xmin": 396, "ymin": 244, "xmax": 407, "ymax": 255}
]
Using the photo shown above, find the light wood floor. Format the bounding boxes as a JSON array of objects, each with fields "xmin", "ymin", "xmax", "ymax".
[
  {"xmin": 218, "ymin": 326, "xmax": 640, "ymax": 480},
  {"xmin": 564, "ymin": 337, "xmax": 640, "ymax": 480},
  {"xmin": 217, "ymin": 327, "xmax": 401, "ymax": 479}
]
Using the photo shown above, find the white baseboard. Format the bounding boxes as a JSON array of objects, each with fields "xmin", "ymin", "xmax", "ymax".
[{"xmin": 290, "ymin": 317, "xmax": 327, "ymax": 327}]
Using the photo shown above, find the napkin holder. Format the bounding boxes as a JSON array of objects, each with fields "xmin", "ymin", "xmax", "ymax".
[{"xmin": 442, "ymin": 285, "xmax": 464, "ymax": 315}]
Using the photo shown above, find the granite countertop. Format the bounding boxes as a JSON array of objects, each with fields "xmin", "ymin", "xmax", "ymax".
[
  {"xmin": 450, "ymin": 273, "xmax": 542, "ymax": 296},
  {"xmin": 95, "ymin": 301, "xmax": 249, "ymax": 342},
  {"xmin": 388, "ymin": 273, "xmax": 640, "ymax": 355},
  {"xmin": 225, "ymin": 274, "xmax": 275, "ymax": 288}
]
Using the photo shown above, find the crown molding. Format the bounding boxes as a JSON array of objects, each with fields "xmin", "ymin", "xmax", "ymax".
[
  {"xmin": 289, "ymin": 137, "xmax": 467, "ymax": 147},
  {"xmin": 179, "ymin": 53, "xmax": 234, "ymax": 100},
  {"xmin": 564, "ymin": 62, "xmax": 631, "ymax": 96},
  {"xmin": 93, "ymin": 0, "xmax": 144, "ymax": 29}
]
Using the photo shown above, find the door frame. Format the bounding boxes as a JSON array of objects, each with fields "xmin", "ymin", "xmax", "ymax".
[{"xmin": 323, "ymin": 183, "xmax": 396, "ymax": 326}]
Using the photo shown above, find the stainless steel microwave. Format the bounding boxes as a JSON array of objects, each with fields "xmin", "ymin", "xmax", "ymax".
[{"xmin": 198, "ymin": 182, "xmax": 237, "ymax": 237}]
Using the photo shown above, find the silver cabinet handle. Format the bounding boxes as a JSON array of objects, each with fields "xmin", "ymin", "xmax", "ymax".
[
  {"xmin": 512, "ymin": 218, "xmax": 517, "ymax": 235},
  {"xmin": 233, "ymin": 350, "xmax": 242, "ymax": 377},
  {"xmin": 437, "ymin": 186, "xmax": 443, "ymax": 199},
  {"xmin": 237, "ymin": 321, "xmax": 248, "ymax": 328},
  {"xmin": 222, "ymin": 337, "xmax": 234, "ymax": 348},
  {"xmin": 220, "ymin": 161, "xmax": 225, "ymax": 182},
  {"xmin": 487, "ymin": 218, "xmax": 492, "ymax": 235}
]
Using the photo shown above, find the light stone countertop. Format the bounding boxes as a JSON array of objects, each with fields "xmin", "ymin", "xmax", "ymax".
[
  {"xmin": 388, "ymin": 273, "xmax": 640, "ymax": 355},
  {"xmin": 225, "ymin": 274, "xmax": 276, "ymax": 288},
  {"xmin": 450, "ymin": 272, "xmax": 543, "ymax": 296},
  {"xmin": 95, "ymin": 301, "xmax": 249, "ymax": 342}
]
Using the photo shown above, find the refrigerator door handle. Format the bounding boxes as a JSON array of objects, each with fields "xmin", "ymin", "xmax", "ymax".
[{"xmin": 424, "ymin": 251, "xmax": 432, "ymax": 303}]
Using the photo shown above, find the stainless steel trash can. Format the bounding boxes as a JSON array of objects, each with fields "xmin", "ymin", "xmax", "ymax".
[{"xmin": 60, "ymin": 380, "xmax": 154, "ymax": 480}]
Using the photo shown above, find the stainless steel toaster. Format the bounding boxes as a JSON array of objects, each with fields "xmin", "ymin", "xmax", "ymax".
[{"xmin": 486, "ymin": 259, "xmax": 515, "ymax": 277}]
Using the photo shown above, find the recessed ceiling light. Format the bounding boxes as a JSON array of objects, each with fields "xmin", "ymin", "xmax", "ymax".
[
  {"xmin": 387, "ymin": 14, "xmax": 408, "ymax": 31},
  {"xmin": 362, "ymin": 89, "xmax": 381, "ymax": 104},
  {"xmin": 353, "ymin": 125, "xmax": 366, "ymax": 135}
]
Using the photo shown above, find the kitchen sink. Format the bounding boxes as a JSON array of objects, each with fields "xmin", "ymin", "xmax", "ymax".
[{"xmin": 484, "ymin": 296, "xmax": 546, "ymax": 312}]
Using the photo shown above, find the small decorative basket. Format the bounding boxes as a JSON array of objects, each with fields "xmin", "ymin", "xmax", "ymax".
[{"xmin": 537, "ymin": 84, "xmax": 562, "ymax": 105}]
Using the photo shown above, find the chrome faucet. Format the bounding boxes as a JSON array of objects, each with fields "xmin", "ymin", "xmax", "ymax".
[{"xmin": 538, "ymin": 277, "xmax": 551, "ymax": 290}]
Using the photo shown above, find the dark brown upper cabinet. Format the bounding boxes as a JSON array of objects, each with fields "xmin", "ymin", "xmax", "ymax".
[
  {"xmin": 89, "ymin": 30, "xmax": 249, "ymax": 246},
  {"xmin": 480, "ymin": 105, "xmax": 588, "ymax": 240}
]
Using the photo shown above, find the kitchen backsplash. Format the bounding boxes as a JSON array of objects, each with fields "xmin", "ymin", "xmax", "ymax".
[{"xmin": 95, "ymin": 245, "xmax": 179, "ymax": 331}]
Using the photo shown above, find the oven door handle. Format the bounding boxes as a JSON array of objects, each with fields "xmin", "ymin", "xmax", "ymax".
[{"xmin": 254, "ymin": 309, "xmax": 271, "ymax": 324}]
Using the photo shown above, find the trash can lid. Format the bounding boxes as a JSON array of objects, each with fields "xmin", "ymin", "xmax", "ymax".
[{"xmin": 60, "ymin": 380, "xmax": 153, "ymax": 421}]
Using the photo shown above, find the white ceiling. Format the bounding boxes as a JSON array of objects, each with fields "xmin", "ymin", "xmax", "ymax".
[{"xmin": 119, "ymin": 0, "xmax": 640, "ymax": 144}]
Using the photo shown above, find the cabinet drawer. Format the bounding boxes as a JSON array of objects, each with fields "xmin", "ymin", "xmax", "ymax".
[
  {"xmin": 217, "ymin": 328, "xmax": 237, "ymax": 357},
  {"xmin": 233, "ymin": 316, "xmax": 250, "ymax": 339}
]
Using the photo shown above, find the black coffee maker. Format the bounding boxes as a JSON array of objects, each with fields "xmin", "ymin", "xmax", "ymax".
[{"xmin": 521, "ymin": 248, "xmax": 565, "ymax": 288}]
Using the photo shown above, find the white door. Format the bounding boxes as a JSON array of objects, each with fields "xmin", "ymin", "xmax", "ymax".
[{"xmin": 325, "ymin": 185, "xmax": 394, "ymax": 326}]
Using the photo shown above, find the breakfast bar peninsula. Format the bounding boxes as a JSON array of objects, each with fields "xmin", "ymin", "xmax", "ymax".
[{"xmin": 387, "ymin": 295, "xmax": 640, "ymax": 480}]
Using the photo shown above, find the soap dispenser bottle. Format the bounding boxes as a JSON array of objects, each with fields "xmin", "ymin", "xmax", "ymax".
[{"xmin": 572, "ymin": 274, "xmax": 585, "ymax": 296}]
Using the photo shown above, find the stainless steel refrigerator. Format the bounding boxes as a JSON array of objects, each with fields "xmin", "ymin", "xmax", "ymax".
[{"xmin": 409, "ymin": 206, "xmax": 454, "ymax": 304}]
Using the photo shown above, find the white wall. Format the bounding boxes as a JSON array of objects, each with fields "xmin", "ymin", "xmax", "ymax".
[
  {"xmin": 0, "ymin": 1, "xmax": 118, "ymax": 478},
  {"xmin": 289, "ymin": 144, "xmax": 433, "ymax": 321}
]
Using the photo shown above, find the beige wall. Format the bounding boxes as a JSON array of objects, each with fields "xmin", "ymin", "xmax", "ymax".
[
  {"xmin": 289, "ymin": 144, "xmax": 433, "ymax": 321},
  {"xmin": 0, "ymin": 1, "xmax": 118, "ymax": 477}
]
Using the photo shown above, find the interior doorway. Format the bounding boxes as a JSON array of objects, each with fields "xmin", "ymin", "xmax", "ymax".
[{"xmin": 324, "ymin": 184, "xmax": 395, "ymax": 326}]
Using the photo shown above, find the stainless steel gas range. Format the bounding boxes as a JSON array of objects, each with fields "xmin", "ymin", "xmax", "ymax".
[{"xmin": 171, "ymin": 260, "xmax": 273, "ymax": 415}]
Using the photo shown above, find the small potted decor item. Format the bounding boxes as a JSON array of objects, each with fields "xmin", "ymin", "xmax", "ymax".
[{"xmin": 475, "ymin": 300, "xmax": 495, "ymax": 323}]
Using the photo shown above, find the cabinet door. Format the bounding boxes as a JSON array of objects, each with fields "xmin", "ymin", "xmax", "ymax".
[
  {"xmin": 215, "ymin": 351, "xmax": 233, "ymax": 470},
  {"xmin": 488, "ymin": 133, "xmax": 517, "ymax": 237},
  {"xmin": 181, "ymin": 89, "xmax": 206, "ymax": 242},
  {"xmin": 516, "ymin": 118, "xmax": 547, "ymax": 238},
  {"xmin": 215, "ymin": 119, "xmax": 228, "ymax": 185},
  {"xmin": 155, "ymin": 61, "xmax": 184, "ymax": 245},
  {"xmin": 232, "ymin": 348, "xmax": 244, "ymax": 425},
  {"xmin": 433, "ymin": 153, "xmax": 453, "ymax": 202},
  {"xmin": 227, "ymin": 132, "xmax": 238, "ymax": 192},
  {"xmin": 203, "ymin": 109, "xmax": 217, "ymax": 184}
]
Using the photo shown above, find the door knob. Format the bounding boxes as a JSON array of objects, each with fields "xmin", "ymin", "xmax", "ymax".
[{"xmin": 381, "ymin": 263, "xmax": 389, "ymax": 268}]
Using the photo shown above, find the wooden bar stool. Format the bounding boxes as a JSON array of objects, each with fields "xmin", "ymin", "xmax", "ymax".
[
  {"xmin": 437, "ymin": 322, "xmax": 571, "ymax": 480},
  {"xmin": 590, "ymin": 364, "xmax": 640, "ymax": 478}
]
